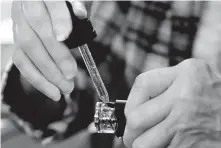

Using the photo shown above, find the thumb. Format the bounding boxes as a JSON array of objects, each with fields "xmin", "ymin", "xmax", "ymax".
[
  {"xmin": 45, "ymin": 1, "xmax": 92, "ymax": 41},
  {"xmin": 71, "ymin": 1, "xmax": 88, "ymax": 19},
  {"xmin": 125, "ymin": 66, "xmax": 178, "ymax": 117}
]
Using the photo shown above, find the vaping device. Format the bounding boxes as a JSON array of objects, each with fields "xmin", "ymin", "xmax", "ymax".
[
  {"xmin": 94, "ymin": 100, "xmax": 126, "ymax": 138},
  {"xmin": 64, "ymin": 1, "xmax": 126, "ymax": 138}
]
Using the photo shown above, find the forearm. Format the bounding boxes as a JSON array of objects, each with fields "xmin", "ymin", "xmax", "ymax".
[{"xmin": 193, "ymin": 1, "xmax": 221, "ymax": 77}]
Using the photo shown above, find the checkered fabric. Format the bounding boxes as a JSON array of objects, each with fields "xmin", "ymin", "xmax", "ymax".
[
  {"xmin": 80, "ymin": 1, "xmax": 203, "ymax": 102},
  {"xmin": 3, "ymin": 1, "xmax": 221, "ymax": 144},
  {"xmin": 88, "ymin": 1, "xmax": 202, "ymax": 87}
]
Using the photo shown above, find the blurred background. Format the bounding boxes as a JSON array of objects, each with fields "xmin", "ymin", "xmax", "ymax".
[{"xmin": 1, "ymin": 1, "xmax": 220, "ymax": 148}]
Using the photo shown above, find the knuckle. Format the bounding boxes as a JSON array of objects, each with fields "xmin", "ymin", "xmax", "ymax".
[
  {"xmin": 178, "ymin": 59, "xmax": 212, "ymax": 90},
  {"xmin": 38, "ymin": 22, "xmax": 53, "ymax": 37},
  {"xmin": 38, "ymin": 64, "xmax": 62, "ymax": 84},
  {"xmin": 134, "ymin": 73, "xmax": 147, "ymax": 87},
  {"xmin": 50, "ymin": 73, "xmax": 63, "ymax": 84},
  {"xmin": 133, "ymin": 68, "xmax": 163, "ymax": 89},
  {"xmin": 179, "ymin": 59, "xmax": 210, "ymax": 75},
  {"xmin": 22, "ymin": 2, "xmax": 45, "ymax": 24},
  {"xmin": 22, "ymin": 2, "xmax": 53, "ymax": 36},
  {"xmin": 19, "ymin": 34, "xmax": 34, "ymax": 50}
]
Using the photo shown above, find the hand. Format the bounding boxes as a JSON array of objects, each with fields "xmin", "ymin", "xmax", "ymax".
[
  {"xmin": 123, "ymin": 59, "xmax": 221, "ymax": 148},
  {"xmin": 11, "ymin": 1, "xmax": 92, "ymax": 101}
]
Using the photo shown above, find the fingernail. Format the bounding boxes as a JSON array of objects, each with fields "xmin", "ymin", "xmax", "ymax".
[
  {"xmin": 54, "ymin": 23, "xmax": 71, "ymax": 41},
  {"xmin": 74, "ymin": 8, "xmax": 87, "ymax": 19},
  {"xmin": 60, "ymin": 60, "xmax": 77, "ymax": 80},
  {"xmin": 46, "ymin": 84, "xmax": 61, "ymax": 101},
  {"xmin": 65, "ymin": 74, "xmax": 75, "ymax": 80},
  {"xmin": 61, "ymin": 80, "xmax": 75, "ymax": 94},
  {"xmin": 52, "ymin": 92, "xmax": 61, "ymax": 102},
  {"xmin": 56, "ymin": 33, "xmax": 68, "ymax": 41},
  {"xmin": 73, "ymin": 2, "xmax": 87, "ymax": 19}
]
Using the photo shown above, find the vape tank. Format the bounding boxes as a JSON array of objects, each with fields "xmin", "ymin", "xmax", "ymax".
[{"xmin": 94, "ymin": 100, "xmax": 126, "ymax": 138}]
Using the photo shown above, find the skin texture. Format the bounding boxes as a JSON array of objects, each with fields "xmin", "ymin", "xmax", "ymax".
[
  {"xmin": 11, "ymin": 1, "xmax": 91, "ymax": 101},
  {"xmin": 123, "ymin": 59, "xmax": 221, "ymax": 148}
]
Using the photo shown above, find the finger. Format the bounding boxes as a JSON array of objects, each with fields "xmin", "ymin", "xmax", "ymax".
[
  {"xmin": 125, "ymin": 67, "xmax": 177, "ymax": 117},
  {"xmin": 71, "ymin": 1, "xmax": 88, "ymax": 19},
  {"xmin": 45, "ymin": 1, "xmax": 90, "ymax": 41},
  {"xmin": 13, "ymin": 48, "xmax": 61, "ymax": 101},
  {"xmin": 123, "ymin": 91, "xmax": 173, "ymax": 148},
  {"xmin": 22, "ymin": 1, "xmax": 78, "ymax": 80},
  {"xmin": 13, "ymin": 1, "xmax": 74, "ymax": 94},
  {"xmin": 131, "ymin": 113, "xmax": 176, "ymax": 148},
  {"xmin": 43, "ymin": 1, "xmax": 72, "ymax": 41}
]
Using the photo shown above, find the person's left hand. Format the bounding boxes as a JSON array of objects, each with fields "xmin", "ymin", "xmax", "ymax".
[{"xmin": 123, "ymin": 59, "xmax": 221, "ymax": 148}]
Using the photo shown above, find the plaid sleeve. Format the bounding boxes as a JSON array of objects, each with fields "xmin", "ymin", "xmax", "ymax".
[{"xmin": 90, "ymin": 1, "xmax": 204, "ymax": 89}]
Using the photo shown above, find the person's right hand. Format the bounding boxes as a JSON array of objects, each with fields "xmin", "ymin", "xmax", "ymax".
[{"xmin": 11, "ymin": 1, "xmax": 92, "ymax": 101}]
